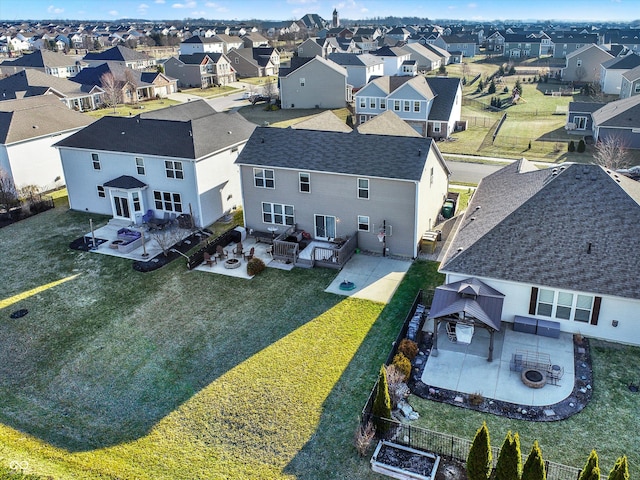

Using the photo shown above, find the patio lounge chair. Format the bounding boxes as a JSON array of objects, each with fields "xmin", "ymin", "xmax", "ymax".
[
  {"xmin": 446, "ymin": 322, "xmax": 457, "ymax": 342},
  {"xmin": 216, "ymin": 245, "xmax": 228, "ymax": 260},
  {"xmin": 233, "ymin": 242, "xmax": 243, "ymax": 258},
  {"xmin": 243, "ymin": 247, "xmax": 254, "ymax": 261},
  {"xmin": 204, "ymin": 252, "xmax": 216, "ymax": 267}
]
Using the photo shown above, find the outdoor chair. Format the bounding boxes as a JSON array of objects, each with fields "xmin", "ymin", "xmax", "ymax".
[
  {"xmin": 233, "ymin": 242, "xmax": 243, "ymax": 258},
  {"xmin": 216, "ymin": 245, "xmax": 228, "ymax": 259},
  {"xmin": 446, "ymin": 322, "xmax": 457, "ymax": 342},
  {"xmin": 204, "ymin": 252, "xmax": 216, "ymax": 267},
  {"xmin": 266, "ymin": 245, "xmax": 273, "ymax": 258},
  {"xmin": 243, "ymin": 247, "xmax": 254, "ymax": 261}
]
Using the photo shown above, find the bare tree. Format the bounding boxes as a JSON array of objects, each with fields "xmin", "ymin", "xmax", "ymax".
[
  {"xmin": 0, "ymin": 168, "xmax": 18, "ymax": 209},
  {"xmin": 593, "ymin": 136, "xmax": 629, "ymax": 170},
  {"xmin": 149, "ymin": 224, "xmax": 184, "ymax": 256},
  {"xmin": 575, "ymin": 66, "xmax": 586, "ymax": 83},
  {"xmin": 124, "ymin": 68, "xmax": 139, "ymax": 105},
  {"xmin": 100, "ymin": 72, "xmax": 122, "ymax": 113},
  {"xmin": 262, "ymin": 77, "xmax": 276, "ymax": 100}
]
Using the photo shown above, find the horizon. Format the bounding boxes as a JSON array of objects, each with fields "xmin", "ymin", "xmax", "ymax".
[{"xmin": 1, "ymin": 0, "xmax": 636, "ymax": 24}]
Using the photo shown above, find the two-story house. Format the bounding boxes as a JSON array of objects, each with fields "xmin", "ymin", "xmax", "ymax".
[
  {"xmin": 82, "ymin": 45, "xmax": 156, "ymax": 70},
  {"xmin": 0, "ymin": 49, "xmax": 86, "ymax": 78},
  {"xmin": 620, "ymin": 65, "xmax": 640, "ymax": 98},
  {"xmin": 327, "ymin": 53, "xmax": 384, "ymax": 88},
  {"xmin": 226, "ymin": 47, "xmax": 279, "ymax": 77},
  {"xmin": 502, "ymin": 33, "xmax": 543, "ymax": 59},
  {"xmin": 163, "ymin": 53, "xmax": 236, "ymax": 88},
  {"xmin": 279, "ymin": 56, "xmax": 349, "ymax": 109},
  {"xmin": 599, "ymin": 53, "xmax": 640, "ymax": 95},
  {"xmin": 235, "ymin": 127, "xmax": 450, "ymax": 258},
  {"xmin": 548, "ymin": 32, "xmax": 601, "ymax": 59},
  {"xmin": 54, "ymin": 101, "xmax": 256, "ymax": 228},
  {"xmin": 178, "ymin": 35, "xmax": 224, "ymax": 55},
  {"xmin": 355, "ymin": 75, "xmax": 462, "ymax": 138},
  {"xmin": 401, "ymin": 42, "xmax": 443, "ymax": 73},
  {"xmin": 561, "ymin": 44, "xmax": 613, "ymax": 83},
  {"xmin": 370, "ymin": 46, "xmax": 412, "ymax": 76},
  {"xmin": 433, "ymin": 33, "xmax": 478, "ymax": 60}
]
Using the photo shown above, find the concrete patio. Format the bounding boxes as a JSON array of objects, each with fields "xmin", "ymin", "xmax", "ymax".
[{"xmin": 422, "ymin": 323, "xmax": 576, "ymax": 407}]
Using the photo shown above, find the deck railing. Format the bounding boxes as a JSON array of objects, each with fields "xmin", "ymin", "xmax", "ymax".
[{"xmin": 312, "ymin": 232, "xmax": 358, "ymax": 270}]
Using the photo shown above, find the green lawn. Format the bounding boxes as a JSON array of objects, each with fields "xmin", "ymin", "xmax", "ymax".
[
  {"xmin": 83, "ymin": 98, "xmax": 181, "ymax": 119},
  {"xmin": 238, "ymin": 106, "xmax": 351, "ymax": 128},
  {"xmin": 0, "ymin": 204, "xmax": 440, "ymax": 479},
  {"xmin": 179, "ymin": 85, "xmax": 240, "ymax": 98}
]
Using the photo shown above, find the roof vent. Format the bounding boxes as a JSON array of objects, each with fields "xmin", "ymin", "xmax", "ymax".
[
  {"xmin": 261, "ymin": 137, "xmax": 265, "ymax": 143},
  {"xmin": 587, "ymin": 242, "xmax": 592, "ymax": 254},
  {"xmin": 189, "ymin": 131, "xmax": 192, "ymax": 137},
  {"xmin": 470, "ymin": 217, "xmax": 475, "ymax": 221},
  {"xmin": 418, "ymin": 148, "xmax": 422, "ymax": 156},
  {"xmin": 121, "ymin": 131, "xmax": 125, "ymax": 135},
  {"xmin": 32, "ymin": 125, "xmax": 38, "ymax": 129},
  {"xmin": 457, "ymin": 247, "xmax": 463, "ymax": 252},
  {"xmin": 228, "ymin": 131, "xmax": 232, "ymax": 134},
  {"xmin": 474, "ymin": 205, "xmax": 481, "ymax": 211}
]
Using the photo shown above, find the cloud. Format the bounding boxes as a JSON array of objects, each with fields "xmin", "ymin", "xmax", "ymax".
[
  {"xmin": 172, "ymin": 1, "xmax": 197, "ymax": 8},
  {"xmin": 468, "ymin": 2, "xmax": 477, "ymax": 8},
  {"xmin": 191, "ymin": 10, "xmax": 207, "ymax": 15},
  {"xmin": 108, "ymin": 10, "xmax": 119, "ymax": 16},
  {"xmin": 287, "ymin": 0, "xmax": 318, "ymax": 4},
  {"xmin": 204, "ymin": 1, "xmax": 218, "ymax": 6},
  {"xmin": 155, "ymin": 0, "xmax": 165, "ymax": 3},
  {"xmin": 47, "ymin": 5, "xmax": 64, "ymax": 14},
  {"xmin": 138, "ymin": 3, "xmax": 150, "ymax": 12}
]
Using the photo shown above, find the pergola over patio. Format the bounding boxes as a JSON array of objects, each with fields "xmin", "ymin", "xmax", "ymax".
[{"xmin": 428, "ymin": 277, "xmax": 505, "ymax": 361}]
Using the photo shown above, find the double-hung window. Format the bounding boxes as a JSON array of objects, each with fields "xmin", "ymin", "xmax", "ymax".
[
  {"xmin": 358, "ymin": 215, "xmax": 370, "ymax": 231},
  {"xmin": 393, "ymin": 100, "xmax": 400, "ymax": 111},
  {"xmin": 135, "ymin": 157, "xmax": 145, "ymax": 175},
  {"xmin": 153, "ymin": 190, "xmax": 183, "ymax": 212},
  {"xmin": 254, "ymin": 168, "xmax": 275, "ymax": 188},
  {"xmin": 262, "ymin": 202, "xmax": 294, "ymax": 225},
  {"xmin": 165, "ymin": 160, "xmax": 183, "ymax": 179},
  {"xmin": 380, "ymin": 99, "xmax": 386, "ymax": 110},
  {"xmin": 359, "ymin": 97, "xmax": 366, "ymax": 108},
  {"xmin": 370, "ymin": 98, "xmax": 376, "ymax": 109},
  {"xmin": 92, "ymin": 153, "xmax": 101, "ymax": 170},
  {"xmin": 403, "ymin": 100, "xmax": 410, "ymax": 112},
  {"xmin": 97, "ymin": 185, "xmax": 105, "ymax": 198},
  {"xmin": 414, "ymin": 101, "xmax": 420, "ymax": 112},
  {"xmin": 536, "ymin": 288, "xmax": 595, "ymax": 323},
  {"xmin": 299, "ymin": 172, "xmax": 310, "ymax": 193},
  {"xmin": 357, "ymin": 178, "xmax": 369, "ymax": 199}
]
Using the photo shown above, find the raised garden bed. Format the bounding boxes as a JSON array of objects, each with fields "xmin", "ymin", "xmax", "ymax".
[{"xmin": 371, "ymin": 441, "xmax": 441, "ymax": 480}]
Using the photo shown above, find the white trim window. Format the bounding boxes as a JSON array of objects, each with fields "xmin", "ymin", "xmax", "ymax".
[
  {"xmin": 575, "ymin": 116, "xmax": 587, "ymax": 130},
  {"xmin": 153, "ymin": 190, "xmax": 183, "ymax": 212},
  {"xmin": 299, "ymin": 172, "xmax": 310, "ymax": 193},
  {"xmin": 165, "ymin": 160, "xmax": 183, "ymax": 179},
  {"xmin": 536, "ymin": 288, "xmax": 594, "ymax": 323},
  {"xmin": 254, "ymin": 168, "xmax": 275, "ymax": 188},
  {"xmin": 132, "ymin": 191, "xmax": 142, "ymax": 213},
  {"xmin": 359, "ymin": 115, "xmax": 367, "ymax": 124},
  {"xmin": 300, "ymin": 77, "xmax": 305, "ymax": 87},
  {"xmin": 97, "ymin": 185, "xmax": 105, "ymax": 198},
  {"xmin": 359, "ymin": 97, "xmax": 366, "ymax": 108},
  {"xmin": 634, "ymin": 83, "xmax": 640, "ymax": 94},
  {"xmin": 370, "ymin": 98, "xmax": 376, "ymax": 109},
  {"xmin": 357, "ymin": 178, "xmax": 369, "ymax": 199},
  {"xmin": 393, "ymin": 100, "xmax": 400, "ymax": 111},
  {"xmin": 262, "ymin": 202, "xmax": 294, "ymax": 225},
  {"xmin": 92, "ymin": 153, "xmax": 101, "ymax": 170},
  {"xmin": 135, "ymin": 157, "xmax": 145, "ymax": 175},
  {"xmin": 433, "ymin": 122, "xmax": 442, "ymax": 133},
  {"xmin": 380, "ymin": 99, "xmax": 386, "ymax": 109},
  {"xmin": 403, "ymin": 100, "xmax": 410, "ymax": 112},
  {"xmin": 358, "ymin": 215, "xmax": 370, "ymax": 232},
  {"xmin": 576, "ymin": 59, "xmax": 582, "ymax": 67},
  {"xmin": 414, "ymin": 101, "xmax": 420, "ymax": 112}
]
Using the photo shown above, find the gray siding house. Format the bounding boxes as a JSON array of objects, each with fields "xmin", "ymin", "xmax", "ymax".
[
  {"xmin": 163, "ymin": 53, "xmax": 236, "ymax": 88},
  {"xmin": 235, "ymin": 127, "xmax": 450, "ymax": 258},
  {"xmin": 279, "ymin": 56, "xmax": 349, "ymax": 109},
  {"xmin": 620, "ymin": 64, "xmax": 640, "ymax": 98},
  {"xmin": 566, "ymin": 102, "xmax": 604, "ymax": 135},
  {"xmin": 591, "ymin": 95, "xmax": 640, "ymax": 149},
  {"xmin": 561, "ymin": 44, "xmax": 614, "ymax": 83}
]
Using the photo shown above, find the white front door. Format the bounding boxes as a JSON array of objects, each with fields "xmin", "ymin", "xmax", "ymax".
[{"xmin": 112, "ymin": 194, "xmax": 131, "ymax": 221}]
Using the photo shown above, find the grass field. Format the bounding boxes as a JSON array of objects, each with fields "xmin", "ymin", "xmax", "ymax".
[
  {"xmin": 83, "ymin": 98, "xmax": 181, "ymax": 119},
  {"xmin": 179, "ymin": 85, "xmax": 240, "ymax": 98},
  {"xmin": 238, "ymin": 106, "xmax": 350, "ymax": 128},
  {"xmin": 0, "ymin": 202, "xmax": 441, "ymax": 479}
]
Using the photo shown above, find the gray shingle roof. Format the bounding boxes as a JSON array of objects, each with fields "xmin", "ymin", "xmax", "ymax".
[
  {"xmin": 177, "ymin": 53, "xmax": 223, "ymax": 65},
  {"xmin": 426, "ymin": 77, "xmax": 461, "ymax": 122},
  {"xmin": 55, "ymin": 100, "xmax": 255, "ymax": 159},
  {"xmin": 235, "ymin": 127, "xmax": 434, "ymax": 181},
  {"xmin": 1, "ymin": 49, "xmax": 81, "ymax": 68},
  {"xmin": 591, "ymin": 94, "xmax": 640, "ymax": 128},
  {"xmin": 0, "ymin": 69, "xmax": 90, "ymax": 99},
  {"xmin": 0, "ymin": 94, "xmax": 93, "ymax": 144},
  {"xmin": 104, "ymin": 175, "xmax": 147, "ymax": 189},
  {"xmin": 601, "ymin": 52, "xmax": 640, "ymax": 70},
  {"xmin": 441, "ymin": 160, "xmax": 640, "ymax": 300},
  {"xmin": 568, "ymin": 101, "xmax": 605, "ymax": 114},
  {"xmin": 83, "ymin": 45, "xmax": 152, "ymax": 62},
  {"xmin": 328, "ymin": 53, "xmax": 382, "ymax": 67}
]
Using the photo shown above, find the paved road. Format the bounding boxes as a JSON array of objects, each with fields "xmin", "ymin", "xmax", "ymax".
[{"xmin": 446, "ymin": 160, "xmax": 503, "ymax": 184}]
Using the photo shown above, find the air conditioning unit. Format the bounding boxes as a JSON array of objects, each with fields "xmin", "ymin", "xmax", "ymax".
[{"xmin": 565, "ymin": 122, "xmax": 576, "ymax": 130}]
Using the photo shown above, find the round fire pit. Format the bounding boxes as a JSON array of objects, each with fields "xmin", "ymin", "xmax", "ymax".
[
  {"xmin": 521, "ymin": 368, "xmax": 546, "ymax": 388},
  {"xmin": 224, "ymin": 258, "xmax": 241, "ymax": 269}
]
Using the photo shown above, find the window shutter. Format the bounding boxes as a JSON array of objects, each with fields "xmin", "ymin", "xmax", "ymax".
[
  {"xmin": 590, "ymin": 296, "xmax": 601, "ymax": 325},
  {"xmin": 529, "ymin": 287, "xmax": 538, "ymax": 315}
]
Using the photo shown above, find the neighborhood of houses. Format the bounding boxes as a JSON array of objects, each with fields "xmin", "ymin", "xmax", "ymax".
[{"xmin": 1, "ymin": 14, "xmax": 640, "ymax": 352}]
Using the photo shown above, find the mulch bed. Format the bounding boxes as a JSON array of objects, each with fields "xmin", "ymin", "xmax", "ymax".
[{"xmin": 409, "ymin": 333, "xmax": 593, "ymax": 422}]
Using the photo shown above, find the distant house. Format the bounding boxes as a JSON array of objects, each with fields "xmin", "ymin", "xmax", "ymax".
[
  {"xmin": 591, "ymin": 95, "xmax": 640, "ymax": 149},
  {"xmin": 599, "ymin": 53, "xmax": 640, "ymax": 95},
  {"xmin": 163, "ymin": 53, "xmax": 236, "ymax": 88},
  {"xmin": 327, "ymin": 53, "xmax": 384, "ymax": 88},
  {"xmin": 401, "ymin": 42, "xmax": 443, "ymax": 72},
  {"xmin": 0, "ymin": 50, "xmax": 86, "ymax": 78},
  {"xmin": 565, "ymin": 101, "xmax": 604, "ymax": 135},
  {"xmin": 370, "ymin": 46, "xmax": 412, "ymax": 76},
  {"xmin": 620, "ymin": 64, "xmax": 640, "ymax": 98},
  {"xmin": 279, "ymin": 56, "xmax": 349, "ymax": 109},
  {"xmin": 55, "ymin": 101, "xmax": 256, "ymax": 228},
  {"xmin": 0, "ymin": 69, "xmax": 104, "ymax": 111},
  {"xmin": 178, "ymin": 35, "xmax": 224, "ymax": 55},
  {"xmin": 235, "ymin": 127, "xmax": 450, "ymax": 258},
  {"xmin": 548, "ymin": 32, "xmax": 601, "ymax": 58},
  {"xmin": 561, "ymin": 44, "xmax": 613, "ymax": 83},
  {"xmin": 502, "ymin": 33, "xmax": 544, "ymax": 59},
  {"xmin": 439, "ymin": 159, "xmax": 640, "ymax": 346},
  {"xmin": 355, "ymin": 75, "xmax": 462, "ymax": 138},
  {"xmin": 226, "ymin": 47, "xmax": 279, "ymax": 77},
  {"xmin": 242, "ymin": 32, "xmax": 270, "ymax": 48},
  {"xmin": 83, "ymin": 45, "xmax": 156, "ymax": 70},
  {"xmin": 297, "ymin": 38, "xmax": 325, "ymax": 58},
  {"xmin": 0, "ymin": 95, "xmax": 93, "ymax": 192},
  {"xmin": 434, "ymin": 33, "xmax": 478, "ymax": 60}
]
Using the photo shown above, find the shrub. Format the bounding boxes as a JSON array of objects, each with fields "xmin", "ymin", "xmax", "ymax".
[
  {"xmin": 503, "ymin": 86, "xmax": 509, "ymax": 93},
  {"xmin": 607, "ymin": 456, "xmax": 629, "ymax": 480},
  {"xmin": 354, "ymin": 420, "xmax": 376, "ymax": 457},
  {"xmin": 495, "ymin": 431, "xmax": 522, "ymax": 480},
  {"xmin": 568, "ymin": 140, "xmax": 576, "ymax": 152},
  {"xmin": 488, "ymin": 80, "xmax": 496, "ymax": 94},
  {"xmin": 579, "ymin": 451, "xmax": 599, "ymax": 480},
  {"xmin": 469, "ymin": 392, "xmax": 484, "ymax": 406},
  {"xmin": 247, "ymin": 257, "xmax": 266, "ymax": 276},
  {"xmin": 577, "ymin": 139, "xmax": 586, "ymax": 153},
  {"xmin": 398, "ymin": 338, "xmax": 419, "ymax": 360},
  {"xmin": 385, "ymin": 364, "xmax": 409, "ymax": 408},
  {"xmin": 392, "ymin": 352, "xmax": 411, "ymax": 381},
  {"xmin": 467, "ymin": 422, "xmax": 492, "ymax": 480},
  {"xmin": 509, "ymin": 65, "xmax": 516, "ymax": 75},
  {"xmin": 372, "ymin": 365, "xmax": 392, "ymax": 434},
  {"xmin": 522, "ymin": 441, "xmax": 546, "ymax": 480},
  {"xmin": 528, "ymin": 140, "xmax": 532, "ymax": 150}
]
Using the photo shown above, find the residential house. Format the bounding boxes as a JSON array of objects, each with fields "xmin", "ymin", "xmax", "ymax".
[
  {"xmin": 235, "ymin": 127, "xmax": 450, "ymax": 258},
  {"xmin": 502, "ymin": 33, "xmax": 543, "ymax": 59},
  {"xmin": 0, "ymin": 69, "xmax": 104, "ymax": 111},
  {"xmin": 178, "ymin": 35, "xmax": 224, "ymax": 55},
  {"xmin": 297, "ymin": 13, "xmax": 327, "ymax": 31},
  {"xmin": 327, "ymin": 53, "xmax": 384, "ymax": 88},
  {"xmin": 214, "ymin": 34, "xmax": 244, "ymax": 54},
  {"xmin": 371, "ymin": 46, "xmax": 412, "ymax": 76},
  {"xmin": 599, "ymin": 53, "xmax": 640, "ymax": 95},
  {"xmin": 71, "ymin": 61, "xmax": 177, "ymax": 103},
  {"xmin": 226, "ymin": 47, "xmax": 279, "ymax": 77},
  {"xmin": 591, "ymin": 95, "xmax": 640, "ymax": 148},
  {"xmin": 355, "ymin": 75, "xmax": 462, "ymax": 138},
  {"xmin": 279, "ymin": 56, "xmax": 348, "ymax": 109},
  {"xmin": 620, "ymin": 64, "xmax": 640, "ymax": 98},
  {"xmin": 561, "ymin": 44, "xmax": 613, "ymax": 83},
  {"xmin": 297, "ymin": 38, "xmax": 325, "ymax": 58},
  {"xmin": 352, "ymin": 36, "xmax": 378, "ymax": 54},
  {"xmin": 83, "ymin": 45, "xmax": 156, "ymax": 70},
  {"xmin": 0, "ymin": 95, "xmax": 93, "ymax": 192},
  {"xmin": 356, "ymin": 110, "xmax": 422, "ymax": 137},
  {"xmin": 565, "ymin": 101, "xmax": 604, "ymax": 135},
  {"xmin": 0, "ymin": 49, "xmax": 86, "ymax": 78},
  {"xmin": 401, "ymin": 42, "xmax": 443, "ymax": 72},
  {"xmin": 385, "ymin": 27, "xmax": 411, "ymax": 43},
  {"xmin": 434, "ymin": 33, "xmax": 478, "ymax": 60},
  {"xmin": 439, "ymin": 159, "xmax": 640, "ymax": 346},
  {"xmin": 485, "ymin": 30, "xmax": 505, "ymax": 53},
  {"xmin": 242, "ymin": 32, "xmax": 269, "ymax": 48},
  {"xmin": 549, "ymin": 32, "xmax": 601, "ymax": 58},
  {"xmin": 163, "ymin": 53, "xmax": 236, "ymax": 88},
  {"xmin": 54, "ymin": 101, "xmax": 256, "ymax": 228}
]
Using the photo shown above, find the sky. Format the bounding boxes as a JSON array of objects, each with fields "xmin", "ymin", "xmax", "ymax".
[{"xmin": 0, "ymin": 0, "xmax": 634, "ymax": 23}]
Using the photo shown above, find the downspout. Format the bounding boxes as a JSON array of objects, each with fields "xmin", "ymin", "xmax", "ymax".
[{"xmin": 413, "ymin": 179, "xmax": 419, "ymax": 258}]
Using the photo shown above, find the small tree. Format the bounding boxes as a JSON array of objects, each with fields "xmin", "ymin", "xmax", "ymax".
[
  {"xmin": 372, "ymin": 365, "xmax": 392, "ymax": 434},
  {"xmin": 100, "ymin": 72, "xmax": 122, "ymax": 113},
  {"xmin": 509, "ymin": 65, "xmax": 516, "ymax": 75},
  {"xmin": 577, "ymin": 139, "xmax": 586, "ymax": 153},
  {"xmin": 522, "ymin": 441, "xmax": 546, "ymax": 480},
  {"xmin": 579, "ymin": 450, "xmax": 599, "ymax": 480},
  {"xmin": 488, "ymin": 79, "xmax": 496, "ymax": 94},
  {"xmin": 385, "ymin": 364, "xmax": 409, "ymax": 408},
  {"xmin": 593, "ymin": 136, "xmax": 629, "ymax": 170},
  {"xmin": 478, "ymin": 78, "xmax": 485, "ymax": 91},
  {"xmin": 495, "ymin": 431, "xmax": 522, "ymax": 480},
  {"xmin": 568, "ymin": 140, "xmax": 576, "ymax": 152},
  {"xmin": 0, "ymin": 167, "xmax": 18, "ymax": 209},
  {"xmin": 354, "ymin": 420, "xmax": 376, "ymax": 457},
  {"xmin": 607, "ymin": 456, "xmax": 629, "ymax": 480},
  {"xmin": 467, "ymin": 422, "xmax": 492, "ymax": 480},
  {"xmin": 513, "ymin": 79, "xmax": 522, "ymax": 98},
  {"xmin": 149, "ymin": 224, "xmax": 183, "ymax": 256},
  {"xmin": 438, "ymin": 64, "xmax": 447, "ymax": 75}
]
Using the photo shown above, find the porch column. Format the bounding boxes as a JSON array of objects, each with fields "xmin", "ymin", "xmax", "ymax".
[
  {"xmin": 487, "ymin": 330, "xmax": 494, "ymax": 362},
  {"xmin": 431, "ymin": 318, "xmax": 439, "ymax": 357}
]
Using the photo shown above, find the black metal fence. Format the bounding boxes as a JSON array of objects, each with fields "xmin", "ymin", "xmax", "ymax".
[{"xmin": 185, "ymin": 224, "xmax": 241, "ymax": 269}]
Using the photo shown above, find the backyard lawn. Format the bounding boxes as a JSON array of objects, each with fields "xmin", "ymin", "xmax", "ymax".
[{"xmin": 83, "ymin": 98, "xmax": 181, "ymax": 119}]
